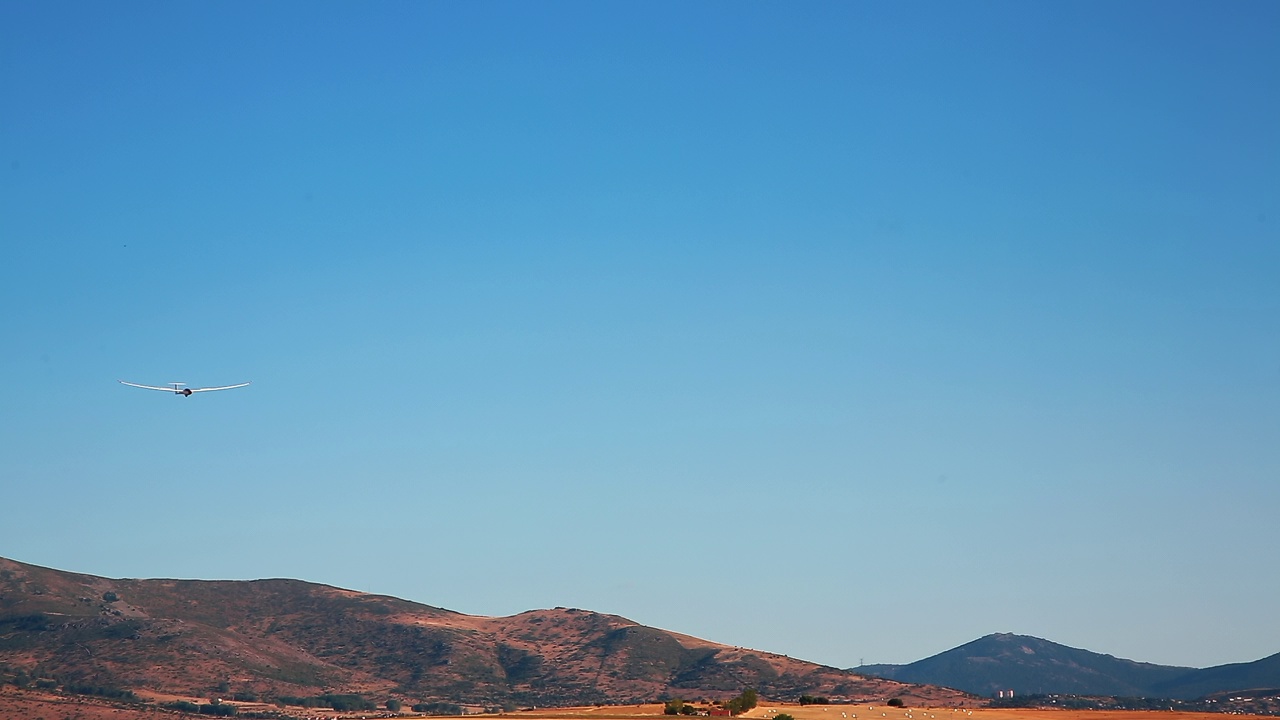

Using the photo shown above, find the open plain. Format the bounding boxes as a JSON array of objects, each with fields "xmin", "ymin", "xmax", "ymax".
[
  {"xmin": 0, "ymin": 692, "xmax": 1272, "ymax": 720},
  {"xmin": 533, "ymin": 705, "xmax": 1265, "ymax": 720}
]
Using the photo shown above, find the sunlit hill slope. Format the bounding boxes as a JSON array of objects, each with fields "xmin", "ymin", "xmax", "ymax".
[{"xmin": 0, "ymin": 557, "xmax": 972, "ymax": 707}]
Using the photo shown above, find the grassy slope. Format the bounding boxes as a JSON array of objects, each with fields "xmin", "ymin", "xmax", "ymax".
[{"xmin": 0, "ymin": 557, "xmax": 970, "ymax": 707}]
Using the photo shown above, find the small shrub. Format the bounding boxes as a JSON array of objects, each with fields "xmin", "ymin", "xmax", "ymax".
[
  {"xmin": 64, "ymin": 684, "xmax": 137, "ymax": 702},
  {"xmin": 325, "ymin": 694, "xmax": 375, "ymax": 711},
  {"xmin": 887, "ymin": 698, "xmax": 905, "ymax": 708},
  {"xmin": 413, "ymin": 702, "xmax": 463, "ymax": 715}
]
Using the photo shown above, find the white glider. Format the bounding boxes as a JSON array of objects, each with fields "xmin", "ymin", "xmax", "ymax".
[{"xmin": 119, "ymin": 380, "xmax": 251, "ymax": 397}]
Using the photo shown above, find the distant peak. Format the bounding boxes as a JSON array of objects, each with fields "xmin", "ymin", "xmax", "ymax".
[{"xmin": 980, "ymin": 632, "xmax": 1048, "ymax": 643}]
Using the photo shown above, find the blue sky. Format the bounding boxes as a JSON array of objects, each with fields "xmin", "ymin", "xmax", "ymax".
[{"xmin": 2, "ymin": 1, "xmax": 1278, "ymax": 671}]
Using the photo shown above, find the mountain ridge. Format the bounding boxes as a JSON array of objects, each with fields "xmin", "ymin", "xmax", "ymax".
[
  {"xmin": 0, "ymin": 556, "xmax": 972, "ymax": 708},
  {"xmin": 1151, "ymin": 651, "xmax": 1280, "ymax": 700},
  {"xmin": 855, "ymin": 633, "xmax": 1280, "ymax": 701}
]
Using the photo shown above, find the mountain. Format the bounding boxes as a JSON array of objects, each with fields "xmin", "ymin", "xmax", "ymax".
[
  {"xmin": 857, "ymin": 634, "xmax": 1280, "ymax": 702},
  {"xmin": 1148, "ymin": 651, "xmax": 1280, "ymax": 700},
  {"xmin": 0, "ymin": 557, "xmax": 972, "ymax": 708},
  {"xmin": 855, "ymin": 633, "xmax": 1193, "ymax": 697}
]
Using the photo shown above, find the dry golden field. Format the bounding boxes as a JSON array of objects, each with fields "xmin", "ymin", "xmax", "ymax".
[
  {"xmin": 524, "ymin": 705, "xmax": 1250, "ymax": 720},
  {"xmin": 0, "ymin": 692, "xmax": 1269, "ymax": 720},
  {"xmin": 737, "ymin": 705, "xmax": 1242, "ymax": 720}
]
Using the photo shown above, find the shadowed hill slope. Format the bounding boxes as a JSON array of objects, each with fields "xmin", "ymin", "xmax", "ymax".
[
  {"xmin": 859, "ymin": 634, "xmax": 1280, "ymax": 702},
  {"xmin": 855, "ymin": 634, "xmax": 1193, "ymax": 697},
  {"xmin": 0, "ymin": 557, "xmax": 973, "ymax": 707},
  {"xmin": 1148, "ymin": 652, "xmax": 1280, "ymax": 700}
]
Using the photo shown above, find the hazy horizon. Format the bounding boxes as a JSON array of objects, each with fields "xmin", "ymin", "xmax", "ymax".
[{"xmin": 3, "ymin": 1, "xmax": 1277, "ymax": 671}]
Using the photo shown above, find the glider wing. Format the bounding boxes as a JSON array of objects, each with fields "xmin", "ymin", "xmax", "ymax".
[
  {"xmin": 188, "ymin": 382, "xmax": 251, "ymax": 393},
  {"xmin": 119, "ymin": 380, "xmax": 180, "ymax": 392}
]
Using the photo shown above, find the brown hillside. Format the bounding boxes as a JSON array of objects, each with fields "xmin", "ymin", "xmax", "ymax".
[{"xmin": 0, "ymin": 557, "xmax": 972, "ymax": 707}]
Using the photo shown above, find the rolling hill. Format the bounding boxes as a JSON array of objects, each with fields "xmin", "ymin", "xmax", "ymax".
[
  {"xmin": 856, "ymin": 633, "xmax": 1280, "ymax": 701},
  {"xmin": 1149, "ymin": 651, "xmax": 1280, "ymax": 700},
  {"xmin": 0, "ymin": 556, "xmax": 972, "ymax": 708},
  {"xmin": 855, "ymin": 634, "xmax": 1191, "ymax": 697}
]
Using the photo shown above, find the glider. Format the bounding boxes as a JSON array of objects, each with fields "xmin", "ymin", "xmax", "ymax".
[{"xmin": 119, "ymin": 380, "xmax": 251, "ymax": 397}]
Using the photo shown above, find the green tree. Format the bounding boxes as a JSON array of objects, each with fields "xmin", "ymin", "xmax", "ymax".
[
  {"xmin": 726, "ymin": 688, "xmax": 758, "ymax": 715},
  {"xmin": 887, "ymin": 698, "xmax": 905, "ymax": 708},
  {"xmin": 665, "ymin": 699, "xmax": 685, "ymax": 715},
  {"xmin": 387, "ymin": 699, "xmax": 403, "ymax": 711}
]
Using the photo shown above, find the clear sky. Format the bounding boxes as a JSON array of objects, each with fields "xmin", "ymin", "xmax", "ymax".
[{"xmin": 2, "ymin": 1, "xmax": 1278, "ymax": 671}]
